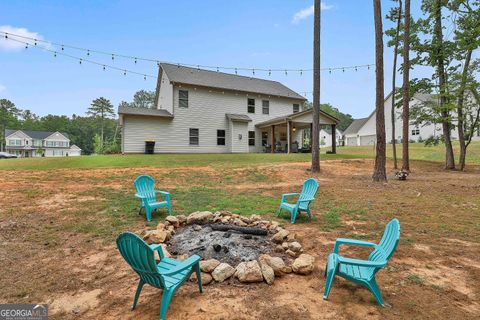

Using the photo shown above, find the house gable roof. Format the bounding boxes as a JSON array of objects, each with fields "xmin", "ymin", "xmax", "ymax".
[
  {"xmin": 118, "ymin": 106, "xmax": 173, "ymax": 118},
  {"xmin": 160, "ymin": 63, "xmax": 306, "ymax": 100},
  {"xmin": 343, "ymin": 118, "xmax": 369, "ymax": 135},
  {"xmin": 5, "ymin": 129, "xmax": 69, "ymax": 140}
]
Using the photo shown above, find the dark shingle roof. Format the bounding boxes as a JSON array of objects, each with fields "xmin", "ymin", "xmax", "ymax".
[
  {"xmin": 5, "ymin": 129, "xmax": 69, "ymax": 139},
  {"xmin": 225, "ymin": 114, "xmax": 252, "ymax": 122},
  {"xmin": 343, "ymin": 118, "xmax": 369, "ymax": 135},
  {"xmin": 118, "ymin": 106, "xmax": 173, "ymax": 117},
  {"xmin": 160, "ymin": 63, "xmax": 306, "ymax": 100}
]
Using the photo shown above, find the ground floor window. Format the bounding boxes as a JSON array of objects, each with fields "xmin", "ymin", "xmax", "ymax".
[
  {"xmin": 411, "ymin": 128, "xmax": 420, "ymax": 136},
  {"xmin": 261, "ymin": 132, "xmax": 268, "ymax": 146},
  {"xmin": 189, "ymin": 128, "xmax": 199, "ymax": 145},
  {"xmin": 248, "ymin": 131, "xmax": 255, "ymax": 146},
  {"xmin": 217, "ymin": 129, "xmax": 226, "ymax": 146}
]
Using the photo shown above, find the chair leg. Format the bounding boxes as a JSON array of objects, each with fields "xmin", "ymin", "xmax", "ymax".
[
  {"xmin": 138, "ymin": 205, "xmax": 143, "ymax": 215},
  {"xmin": 194, "ymin": 263, "xmax": 203, "ymax": 293},
  {"xmin": 290, "ymin": 208, "xmax": 298, "ymax": 224},
  {"xmin": 367, "ymin": 279, "xmax": 385, "ymax": 307},
  {"xmin": 159, "ymin": 289, "xmax": 174, "ymax": 320},
  {"xmin": 323, "ymin": 268, "xmax": 336, "ymax": 300},
  {"xmin": 132, "ymin": 279, "xmax": 145, "ymax": 310},
  {"xmin": 146, "ymin": 207, "xmax": 152, "ymax": 222}
]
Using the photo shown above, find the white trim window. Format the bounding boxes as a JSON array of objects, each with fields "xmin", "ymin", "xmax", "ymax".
[
  {"xmin": 247, "ymin": 98, "xmax": 255, "ymax": 113},
  {"xmin": 217, "ymin": 130, "xmax": 226, "ymax": 146},
  {"xmin": 293, "ymin": 104, "xmax": 300, "ymax": 113},
  {"xmin": 9, "ymin": 139, "xmax": 22, "ymax": 146},
  {"xmin": 189, "ymin": 128, "xmax": 199, "ymax": 145},
  {"xmin": 179, "ymin": 90, "xmax": 189, "ymax": 108},
  {"xmin": 248, "ymin": 131, "xmax": 255, "ymax": 146},
  {"xmin": 411, "ymin": 128, "xmax": 420, "ymax": 136},
  {"xmin": 262, "ymin": 100, "xmax": 269, "ymax": 115}
]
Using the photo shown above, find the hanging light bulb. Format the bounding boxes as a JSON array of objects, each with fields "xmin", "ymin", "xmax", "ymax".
[
  {"xmin": 34, "ymin": 39, "xmax": 37, "ymax": 46},
  {"xmin": 144, "ymin": 75, "xmax": 146, "ymax": 81},
  {"xmin": 103, "ymin": 65, "xmax": 106, "ymax": 71},
  {"xmin": 112, "ymin": 54, "xmax": 115, "ymax": 61},
  {"xmin": 216, "ymin": 67, "xmax": 219, "ymax": 72},
  {"xmin": 355, "ymin": 67, "xmax": 358, "ymax": 72},
  {"xmin": 329, "ymin": 69, "xmax": 332, "ymax": 74},
  {"xmin": 61, "ymin": 45, "xmax": 64, "ymax": 51},
  {"xmin": 79, "ymin": 58, "xmax": 82, "ymax": 64},
  {"xmin": 342, "ymin": 68, "xmax": 345, "ymax": 72},
  {"xmin": 54, "ymin": 51, "xmax": 57, "ymax": 57},
  {"xmin": 123, "ymin": 70, "xmax": 126, "ymax": 76},
  {"xmin": 235, "ymin": 68, "xmax": 238, "ymax": 75},
  {"xmin": 268, "ymin": 69, "xmax": 271, "ymax": 76},
  {"xmin": 300, "ymin": 69, "xmax": 303, "ymax": 76},
  {"xmin": 253, "ymin": 68, "xmax": 255, "ymax": 76},
  {"xmin": 25, "ymin": 43, "xmax": 28, "ymax": 49},
  {"xmin": 134, "ymin": 58, "xmax": 137, "ymax": 64},
  {"xmin": 285, "ymin": 70, "xmax": 288, "ymax": 76},
  {"xmin": 4, "ymin": 34, "xmax": 7, "ymax": 39},
  {"xmin": 87, "ymin": 50, "xmax": 90, "ymax": 56}
]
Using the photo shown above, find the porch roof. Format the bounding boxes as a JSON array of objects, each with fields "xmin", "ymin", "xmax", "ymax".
[
  {"xmin": 255, "ymin": 109, "xmax": 339, "ymax": 128},
  {"xmin": 118, "ymin": 106, "xmax": 173, "ymax": 118}
]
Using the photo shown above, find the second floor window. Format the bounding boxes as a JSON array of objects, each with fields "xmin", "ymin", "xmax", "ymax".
[
  {"xmin": 217, "ymin": 130, "xmax": 226, "ymax": 146},
  {"xmin": 247, "ymin": 98, "xmax": 255, "ymax": 113},
  {"xmin": 248, "ymin": 131, "xmax": 255, "ymax": 146},
  {"xmin": 9, "ymin": 139, "xmax": 21, "ymax": 146},
  {"xmin": 262, "ymin": 100, "xmax": 269, "ymax": 114},
  {"xmin": 293, "ymin": 104, "xmax": 300, "ymax": 113},
  {"xmin": 189, "ymin": 128, "xmax": 199, "ymax": 145},
  {"xmin": 179, "ymin": 90, "xmax": 189, "ymax": 108}
]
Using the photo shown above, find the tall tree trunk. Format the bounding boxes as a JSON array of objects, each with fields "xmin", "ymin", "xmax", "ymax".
[
  {"xmin": 434, "ymin": 0, "xmax": 455, "ymax": 170},
  {"xmin": 372, "ymin": 0, "xmax": 387, "ymax": 182},
  {"xmin": 311, "ymin": 0, "xmax": 321, "ymax": 172},
  {"xmin": 391, "ymin": 0, "xmax": 402, "ymax": 170},
  {"xmin": 402, "ymin": 0, "xmax": 411, "ymax": 172},
  {"xmin": 457, "ymin": 49, "xmax": 472, "ymax": 171}
]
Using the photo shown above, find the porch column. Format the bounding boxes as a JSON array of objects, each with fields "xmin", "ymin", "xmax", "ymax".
[
  {"xmin": 287, "ymin": 121, "xmax": 291, "ymax": 154},
  {"xmin": 331, "ymin": 124, "xmax": 337, "ymax": 154},
  {"xmin": 271, "ymin": 125, "xmax": 275, "ymax": 153}
]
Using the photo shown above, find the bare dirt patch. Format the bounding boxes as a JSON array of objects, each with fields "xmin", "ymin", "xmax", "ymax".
[{"xmin": 0, "ymin": 159, "xmax": 479, "ymax": 319}]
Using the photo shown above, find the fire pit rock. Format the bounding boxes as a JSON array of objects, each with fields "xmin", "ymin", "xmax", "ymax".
[{"xmin": 141, "ymin": 210, "xmax": 313, "ymax": 286}]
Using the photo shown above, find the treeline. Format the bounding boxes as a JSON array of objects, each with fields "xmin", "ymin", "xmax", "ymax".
[{"xmin": 0, "ymin": 90, "xmax": 155, "ymax": 155}]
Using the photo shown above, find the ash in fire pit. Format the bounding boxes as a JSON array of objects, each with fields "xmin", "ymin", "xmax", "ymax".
[{"xmin": 168, "ymin": 224, "xmax": 274, "ymax": 266}]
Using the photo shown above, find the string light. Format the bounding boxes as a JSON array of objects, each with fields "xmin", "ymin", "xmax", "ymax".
[
  {"xmin": 253, "ymin": 68, "xmax": 255, "ymax": 75},
  {"xmin": 79, "ymin": 58, "xmax": 82, "ymax": 64},
  {"xmin": 54, "ymin": 51, "xmax": 57, "ymax": 57},
  {"xmin": 0, "ymin": 31, "xmax": 374, "ymax": 75}
]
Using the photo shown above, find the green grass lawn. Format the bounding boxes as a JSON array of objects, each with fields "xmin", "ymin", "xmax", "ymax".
[{"xmin": 0, "ymin": 141, "xmax": 479, "ymax": 170}]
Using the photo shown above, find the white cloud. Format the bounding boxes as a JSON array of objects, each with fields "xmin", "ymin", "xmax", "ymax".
[
  {"xmin": 0, "ymin": 26, "xmax": 46, "ymax": 51},
  {"xmin": 292, "ymin": 3, "xmax": 333, "ymax": 24}
]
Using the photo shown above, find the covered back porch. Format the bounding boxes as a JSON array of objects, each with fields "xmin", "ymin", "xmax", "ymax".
[{"xmin": 256, "ymin": 109, "xmax": 340, "ymax": 154}]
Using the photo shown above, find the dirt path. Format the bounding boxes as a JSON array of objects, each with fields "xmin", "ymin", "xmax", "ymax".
[{"xmin": 0, "ymin": 159, "xmax": 479, "ymax": 319}]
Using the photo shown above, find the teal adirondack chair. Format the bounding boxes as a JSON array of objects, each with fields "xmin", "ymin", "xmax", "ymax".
[
  {"xmin": 323, "ymin": 219, "xmax": 400, "ymax": 307},
  {"xmin": 116, "ymin": 232, "xmax": 202, "ymax": 320},
  {"xmin": 277, "ymin": 178, "xmax": 319, "ymax": 223},
  {"xmin": 134, "ymin": 175, "xmax": 172, "ymax": 222}
]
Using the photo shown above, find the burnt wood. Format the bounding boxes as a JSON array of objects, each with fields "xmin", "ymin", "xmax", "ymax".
[{"xmin": 211, "ymin": 224, "xmax": 268, "ymax": 236}]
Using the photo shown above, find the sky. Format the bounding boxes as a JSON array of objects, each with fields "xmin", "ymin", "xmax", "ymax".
[{"xmin": 0, "ymin": 0, "xmax": 426, "ymax": 119}]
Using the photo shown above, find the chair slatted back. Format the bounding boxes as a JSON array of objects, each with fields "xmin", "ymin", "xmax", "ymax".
[
  {"xmin": 299, "ymin": 178, "xmax": 319, "ymax": 202},
  {"xmin": 117, "ymin": 232, "xmax": 165, "ymax": 288},
  {"xmin": 368, "ymin": 219, "xmax": 400, "ymax": 263},
  {"xmin": 134, "ymin": 175, "xmax": 156, "ymax": 203}
]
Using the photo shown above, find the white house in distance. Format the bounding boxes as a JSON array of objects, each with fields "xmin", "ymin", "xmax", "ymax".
[
  {"xmin": 4, "ymin": 129, "xmax": 81, "ymax": 157},
  {"xmin": 319, "ymin": 126, "xmax": 343, "ymax": 147},
  {"xmin": 119, "ymin": 63, "xmax": 340, "ymax": 154},
  {"xmin": 342, "ymin": 91, "xmax": 479, "ymax": 146}
]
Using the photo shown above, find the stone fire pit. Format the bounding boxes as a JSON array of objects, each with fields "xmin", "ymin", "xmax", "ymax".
[{"xmin": 142, "ymin": 211, "xmax": 315, "ymax": 286}]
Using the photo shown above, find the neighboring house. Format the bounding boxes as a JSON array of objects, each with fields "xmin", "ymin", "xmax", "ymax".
[
  {"xmin": 119, "ymin": 63, "xmax": 340, "ymax": 154},
  {"xmin": 4, "ymin": 129, "xmax": 81, "ymax": 157},
  {"xmin": 342, "ymin": 91, "xmax": 480, "ymax": 146},
  {"xmin": 319, "ymin": 126, "xmax": 343, "ymax": 147}
]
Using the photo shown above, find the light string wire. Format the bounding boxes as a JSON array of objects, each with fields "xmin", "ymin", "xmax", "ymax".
[{"xmin": 1, "ymin": 31, "xmax": 374, "ymax": 75}]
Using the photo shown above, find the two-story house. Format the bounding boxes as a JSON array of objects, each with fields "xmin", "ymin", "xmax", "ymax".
[
  {"xmin": 119, "ymin": 63, "xmax": 339, "ymax": 154},
  {"xmin": 4, "ymin": 129, "xmax": 81, "ymax": 157}
]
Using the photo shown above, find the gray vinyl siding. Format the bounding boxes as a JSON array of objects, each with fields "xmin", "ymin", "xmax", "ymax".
[{"xmin": 122, "ymin": 84, "xmax": 304, "ymax": 153}]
